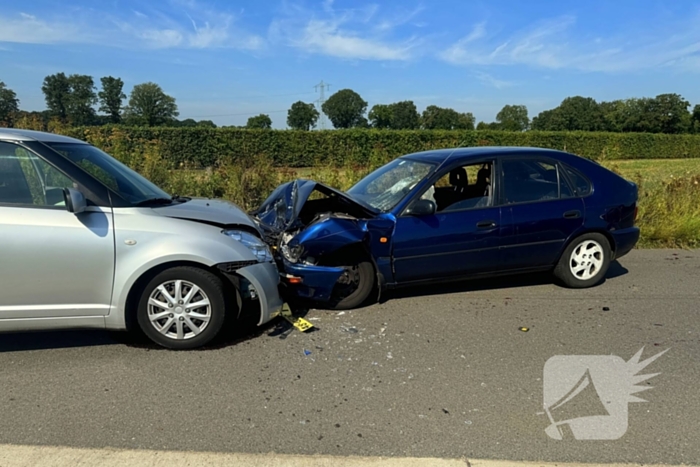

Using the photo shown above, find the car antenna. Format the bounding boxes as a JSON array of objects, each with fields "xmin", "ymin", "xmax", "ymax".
[{"xmin": 435, "ymin": 136, "xmax": 468, "ymax": 172}]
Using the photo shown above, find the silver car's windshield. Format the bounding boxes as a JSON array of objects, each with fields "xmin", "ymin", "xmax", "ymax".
[
  {"xmin": 45, "ymin": 142, "xmax": 171, "ymax": 205},
  {"xmin": 346, "ymin": 158, "xmax": 435, "ymax": 212}
]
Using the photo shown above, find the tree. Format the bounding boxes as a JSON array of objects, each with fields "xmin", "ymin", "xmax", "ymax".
[
  {"xmin": 370, "ymin": 101, "xmax": 420, "ymax": 129},
  {"xmin": 531, "ymin": 97, "xmax": 604, "ymax": 131},
  {"xmin": 421, "ymin": 105, "xmax": 475, "ymax": 130},
  {"xmin": 99, "ymin": 76, "xmax": 126, "ymax": 123},
  {"xmin": 647, "ymin": 93, "xmax": 691, "ymax": 134},
  {"xmin": 476, "ymin": 121, "xmax": 500, "ymax": 130},
  {"xmin": 368, "ymin": 104, "xmax": 392, "ymax": 129},
  {"xmin": 124, "ymin": 82, "xmax": 178, "ymax": 126},
  {"xmin": 390, "ymin": 101, "xmax": 420, "ymax": 129},
  {"xmin": 287, "ymin": 101, "xmax": 319, "ymax": 130},
  {"xmin": 246, "ymin": 114, "xmax": 272, "ymax": 129},
  {"xmin": 496, "ymin": 105, "xmax": 529, "ymax": 131},
  {"xmin": 196, "ymin": 119, "xmax": 217, "ymax": 128},
  {"xmin": 321, "ymin": 89, "xmax": 368, "ymax": 129},
  {"xmin": 66, "ymin": 74, "xmax": 97, "ymax": 126},
  {"xmin": 0, "ymin": 81, "xmax": 20, "ymax": 126},
  {"xmin": 42, "ymin": 73, "xmax": 71, "ymax": 122},
  {"xmin": 692, "ymin": 104, "xmax": 700, "ymax": 133}
]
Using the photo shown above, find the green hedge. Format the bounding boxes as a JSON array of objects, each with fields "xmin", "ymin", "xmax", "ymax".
[{"xmin": 60, "ymin": 126, "xmax": 700, "ymax": 168}]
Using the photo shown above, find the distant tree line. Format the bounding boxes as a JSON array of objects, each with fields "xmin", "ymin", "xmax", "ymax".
[
  {"xmin": 2, "ymin": 77, "xmax": 700, "ymax": 134},
  {"xmin": 0, "ymin": 74, "xmax": 214, "ymax": 129},
  {"xmin": 250, "ymin": 90, "xmax": 700, "ymax": 134}
]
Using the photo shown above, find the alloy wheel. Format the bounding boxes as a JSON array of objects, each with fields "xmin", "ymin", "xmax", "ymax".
[
  {"xmin": 569, "ymin": 240, "xmax": 604, "ymax": 281},
  {"xmin": 147, "ymin": 280, "xmax": 212, "ymax": 340}
]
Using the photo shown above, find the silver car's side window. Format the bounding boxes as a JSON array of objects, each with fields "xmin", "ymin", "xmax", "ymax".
[{"xmin": 0, "ymin": 141, "xmax": 75, "ymax": 208}]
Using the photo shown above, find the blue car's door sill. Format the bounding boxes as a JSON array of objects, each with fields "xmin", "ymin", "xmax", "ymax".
[{"xmin": 384, "ymin": 265, "xmax": 553, "ymax": 289}]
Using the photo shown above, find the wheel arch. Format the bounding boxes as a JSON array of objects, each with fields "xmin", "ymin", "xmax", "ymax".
[
  {"xmin": 559, "ymin": 228, "xmax": 616, "ymax": 265},
  {"xmin": 118, "ymin": 260, "xmax": 239, "ymax": 333}
]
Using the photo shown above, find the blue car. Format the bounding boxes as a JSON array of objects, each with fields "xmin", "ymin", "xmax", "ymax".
[{"xmin": 253, "ymin": 147, "xmax": 640, "ymax": 309}]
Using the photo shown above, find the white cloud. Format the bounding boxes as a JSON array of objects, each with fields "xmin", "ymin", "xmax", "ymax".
[
  {"xmin": 474, "ymin": 71, "xmax": 515, "ymax": 89},
  {"xmin": 0, "ymin": 12, "xmax": 89, "ymax": 44},
  {"xmin": 440, "ymin": 14, "xmax": 700, "ymax": 73},
  {"xmin": 0, "ymin": 2, "xmax": 264, "ymax": 51},
  {"xmin": 271, "ymin": 2, "xmax": 425, "ymax": 61}
]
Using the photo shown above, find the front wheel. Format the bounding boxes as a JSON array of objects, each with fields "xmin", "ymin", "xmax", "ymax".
[
  {"xmin": 328, "ymin": 259, "xmax": 375, "ymax": 310},
  {"xmin": 554, "ymin": 233, "xmax": 611, "ymax": 288},
  {"xmin": 136, "ymin": 267, "xmax": 227, "ymax": 350}
]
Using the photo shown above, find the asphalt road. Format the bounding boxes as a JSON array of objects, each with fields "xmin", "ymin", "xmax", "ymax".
[{"xmin": 0, "ymin": 249, "xmax": 698, "ymax": 465}]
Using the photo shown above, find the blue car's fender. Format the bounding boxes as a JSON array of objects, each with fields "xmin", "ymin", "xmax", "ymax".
[{"xmin": 280, "ymin": 214, "xmax": 396, "ymax": 302}]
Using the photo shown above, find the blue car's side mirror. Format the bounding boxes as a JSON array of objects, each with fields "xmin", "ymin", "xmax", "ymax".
[{"xmin": 405, "ymin": 199, "xmax": 436, "ymax": 216}]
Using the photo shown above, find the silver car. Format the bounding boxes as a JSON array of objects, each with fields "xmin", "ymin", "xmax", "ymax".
[{"xmin": 0, "ymin": 129, "xmax": 283, "ymax": 349}]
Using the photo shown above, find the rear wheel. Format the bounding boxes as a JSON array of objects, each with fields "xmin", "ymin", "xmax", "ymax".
[
  {"xmin": 328, "ymin": 259, "xmax": 375, "ymax": 310},
  {"xmin": 554, "ymin": 233, "xmax": 611, "ymax": 288},
  {"xmin": 136, "ymin": 267, "xmax": 227, "ymax": 349}
]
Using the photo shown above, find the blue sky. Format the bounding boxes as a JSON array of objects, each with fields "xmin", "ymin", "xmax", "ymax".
[{"xmin": 2, "ymin": 0, "xmax": 700, "ymax": 128}]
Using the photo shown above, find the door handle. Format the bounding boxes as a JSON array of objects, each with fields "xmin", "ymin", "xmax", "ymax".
[
  {"xmin": 476, "ymin": 220, "xmax": 497, "ymax": 229},
  {"xmin": 563, "ymin": 210, "xmax": 581, "ymax": 219}
]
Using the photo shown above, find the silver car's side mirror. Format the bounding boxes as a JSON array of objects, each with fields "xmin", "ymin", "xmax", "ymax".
[{"xmin": 63, "ymin": 187, "xmax": 87, "ymax": 214}]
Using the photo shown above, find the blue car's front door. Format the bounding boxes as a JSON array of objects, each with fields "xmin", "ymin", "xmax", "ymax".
[
  {"xmin": 390, "ymin": 160, "xmax": 503, "ymax": 283},
  {"xmin": 497, "ymin": 156, "xmax": 585, "ymax": 270},
  {"xmin": 392, "ymin": 207, "xmax": 504, "ymax": 282}
]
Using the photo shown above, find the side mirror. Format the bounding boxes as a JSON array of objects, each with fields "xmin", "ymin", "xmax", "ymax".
[
  {"xmin": 405, "ymin": 199, "xmax": 436, "ymax": 216},
  {"xmin": 63, "ymin": 187, "xmax": 87, "ymax": 214}
]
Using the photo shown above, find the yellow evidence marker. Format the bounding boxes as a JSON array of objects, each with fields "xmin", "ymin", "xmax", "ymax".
[{"xmin": 280, "ymin": 303, "xmax": 315, "ymax": 332}]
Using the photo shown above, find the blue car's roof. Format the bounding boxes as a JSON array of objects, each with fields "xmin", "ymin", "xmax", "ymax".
[{"xmin": 401, "ymin": 146, "xmax": 574, "ymax": 165}]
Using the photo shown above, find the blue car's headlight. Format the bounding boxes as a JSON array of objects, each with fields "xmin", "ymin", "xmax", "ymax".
[{"xmin": 222, "ymin": 230, "xmax": 273, "ymax": 263}]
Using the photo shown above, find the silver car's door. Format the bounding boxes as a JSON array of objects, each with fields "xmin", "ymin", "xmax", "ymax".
[{"xmin": 0, "ymin": 141, "xmax": 115, "ymax": 319}]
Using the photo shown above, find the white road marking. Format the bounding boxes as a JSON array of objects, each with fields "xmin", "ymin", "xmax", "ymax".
[{"xmin": 0, "ymin": 444, "xmax": 694, "ymax": 467}]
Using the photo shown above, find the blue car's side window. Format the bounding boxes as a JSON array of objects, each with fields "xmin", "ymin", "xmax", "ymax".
[
  {"xmin": 562, "ymin": 164, "xmax": 592, "ymax": 196},
  {"xmin": 423, "ymin": 161, "xmax": 494, "ymax": 213},
  {"xmin": 502, "ymin": 159, "xmax": 560, "ymax": 204}
]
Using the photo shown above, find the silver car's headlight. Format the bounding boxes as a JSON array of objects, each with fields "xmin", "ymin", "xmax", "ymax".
[{"xmin": 222, "ymin": 230, "xmax": 273, "ymax": 263}]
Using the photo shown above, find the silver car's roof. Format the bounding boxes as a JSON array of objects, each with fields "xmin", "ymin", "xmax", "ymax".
[{"xmin": 0, "ymin": 128, "xmax": 86, "ymax": 144}]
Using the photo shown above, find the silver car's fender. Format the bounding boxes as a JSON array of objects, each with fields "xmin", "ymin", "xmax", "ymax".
[{"xmin": 106, "ymin": 209, "xmax": 260, "ymax": 330}]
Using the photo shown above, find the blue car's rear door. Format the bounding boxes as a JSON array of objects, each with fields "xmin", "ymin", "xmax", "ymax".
[{"xmin": 497, "ymin": 156, "xmax": 585, "ymax": 270}]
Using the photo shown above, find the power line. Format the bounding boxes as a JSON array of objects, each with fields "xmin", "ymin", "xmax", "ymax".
[
  {"xmin": 314, "ymin": 80, "xmax": 331, "ymax": 130},
  {"xmin": 187, "ymin": 109, "xmax": 288, "ymax": 119}
]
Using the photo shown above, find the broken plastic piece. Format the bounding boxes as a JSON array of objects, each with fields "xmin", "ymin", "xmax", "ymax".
[
  {"xmin": 303, "ymin": 349, "xmax": 312, "ymax": 356},
  {"xmin": 519, "ymin": 327, "xmax": 529, "ymax": 332}
]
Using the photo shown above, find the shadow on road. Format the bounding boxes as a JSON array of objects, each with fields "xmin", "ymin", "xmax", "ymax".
[
  {"xmin": 379, "ymin": 260, "xmax": 629, "ymax": 303},
  {"xmin": 0, "ymin": 308, "xmax": 286, "ymax": 353},
  {"xmin": 0, "ymin": 262, "xmax": 628, "ymax": 352}
]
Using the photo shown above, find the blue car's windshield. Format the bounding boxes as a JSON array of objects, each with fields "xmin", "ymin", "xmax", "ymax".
[{"xmin": 346, "ymin": 158, "xmax": 435, "ymax": 212}]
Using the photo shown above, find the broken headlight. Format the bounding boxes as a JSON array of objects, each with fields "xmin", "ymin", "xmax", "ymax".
[
  {"xmin": 222, "ymin": 230, "xmax": 273, "ymax": 263},
  {"xmin": 280, "ymin": 242, "xmax": 303, "ymax": 263}
]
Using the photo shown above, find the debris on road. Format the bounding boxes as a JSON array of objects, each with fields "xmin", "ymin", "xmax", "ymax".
[{"xmin": 519, "ymin": 327, "xmax": 529, "ymax": 332}]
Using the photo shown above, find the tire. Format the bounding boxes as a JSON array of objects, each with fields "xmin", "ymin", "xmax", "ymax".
[
  {"xmin": 328, "ymin": 259, "xmax": 375, "ymax": 310},
  {"xmin": 554, "ymin": 233, "xmax": 611, "ymax": 289},
  {"xmin": 136, "ymin": 266, "xmax": 227, "ymax": 350}
]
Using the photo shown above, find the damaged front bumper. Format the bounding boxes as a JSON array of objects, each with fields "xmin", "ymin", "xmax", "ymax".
[
  {"xmin": 233, "ymin": 262, "xmax": 284, "ymax": 325},
  {"xmin": 278, "ymin": 258, "xmax": 345, "ymax": 302}
]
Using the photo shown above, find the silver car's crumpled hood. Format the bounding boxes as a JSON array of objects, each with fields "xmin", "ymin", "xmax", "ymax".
[{"xmin": 154, "ymin": 198, "xmax": 259, "ymax": 230}]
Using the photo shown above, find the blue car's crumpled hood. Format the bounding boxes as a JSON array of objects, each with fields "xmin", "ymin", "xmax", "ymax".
[{"xmin": 251, "ymin": 179, "xmax": 376, "ymax": 233}]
